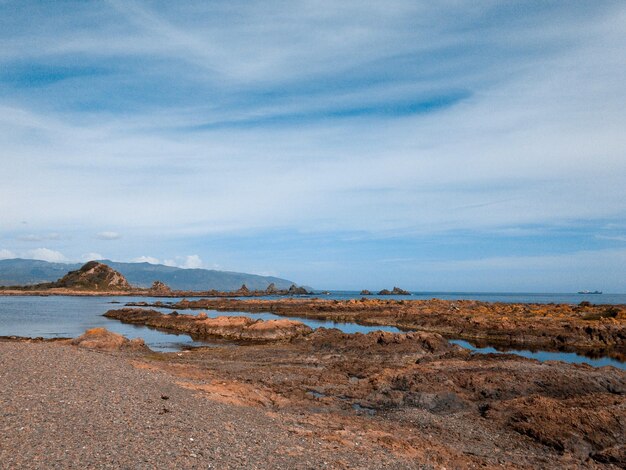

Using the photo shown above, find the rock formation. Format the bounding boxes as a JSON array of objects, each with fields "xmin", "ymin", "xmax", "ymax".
[
  {"xmin": 71, "ymin": 327, "xmax": 148, "ymax": 351},
  {"xmin": 360, "ymin": 290, "xmax": 372, "ymax": 295},
  {"xmin": 53, "ymin": 261, "xmax": 131, "ymax": 290},
  {"xmin": 146, "ymin": 297, "xmax": 626, "ymax": 358},
  {"xmin": 104, "ymin": 308, "xmax": 313, "ymax": 342},
  {"xmin": 287, "ymin": 284, "xmax": 310, "ymax": 295},
  {"xmin": 378, "ymin": 287, "xmax": 411, "ymax": 295},
  {"xmin": 149, "ymin": 280, "xmax": 172, "ymax": 294}
]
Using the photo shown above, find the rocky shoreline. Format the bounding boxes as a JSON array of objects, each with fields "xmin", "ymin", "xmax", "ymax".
[
  {"xmin": 127, "ymin": 297, "xmax": 626, "ymax": 360},
  {"xmin": 104, "ymin": 308, "xmax": 313, "ymax": 342},
  {"xmin": 2, "ymin": 326, "xmax": 624, "ymax": 468},
  {"xmin": 0, "ymin": 261, "xmax": 311, "ymax": 298}
]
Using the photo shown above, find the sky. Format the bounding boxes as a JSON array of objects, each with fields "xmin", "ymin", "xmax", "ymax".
[{"xmin": 1, "ymin": 1, "xmax": 625, "ymax": 292}]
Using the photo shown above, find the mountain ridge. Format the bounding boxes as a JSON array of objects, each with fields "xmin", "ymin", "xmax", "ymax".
[{"xmin": 0, "ymin": 258, "xmax": 298, "ymax": 291}]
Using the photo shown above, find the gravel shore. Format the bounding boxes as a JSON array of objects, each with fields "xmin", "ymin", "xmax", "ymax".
[{"xmin": 0, "ymin": 341, "xmax": 418, "ymax": 469}]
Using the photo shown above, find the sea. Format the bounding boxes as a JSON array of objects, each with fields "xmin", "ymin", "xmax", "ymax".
[{"xmin": 0, "ymin": 292, "xmax": 624, "ymax": 369}]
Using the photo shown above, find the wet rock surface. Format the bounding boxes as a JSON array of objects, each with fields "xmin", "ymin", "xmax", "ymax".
[
  {"xmin": 104, "ymin": 308, "xmax": 313, "ymax": 342},
  {"xmin": 132, "ymin": 327, "xmax": 626, "ymax": 468},
  {"xmin": 2, "ymin": 325, "xmax": 626, "ymax": 468},
  {"xmin": 153, "ymin": 297, "xmax": 626, "ymax": 358}
]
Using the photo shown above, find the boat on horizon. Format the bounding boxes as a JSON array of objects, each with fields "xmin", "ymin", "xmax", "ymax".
[{"xmin": 577, "ymin": 290, "xmax": 602, "ymax": 294}]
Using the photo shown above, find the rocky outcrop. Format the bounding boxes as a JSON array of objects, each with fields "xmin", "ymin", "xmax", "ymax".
[
  {"xmin": 378, "ymin": 287, "xmax": 411, "ymax": 295},
  {"xmin": 287, "ymin": 284, "xmax": 310, "ymax": 295},
  {"xmin": 104, "ymin": 308, "xmax": 313, "ymax": 342},
  {"xmin": 360, "ymin": 290, "xmax": 373, "ymax": 295},
  {"xmin": 137, "ymin": 322, "xmax": 626, "ymax": 468},
  {"xmin": 54, "ymin": 262, "xmax": 131, "ymax": 290},
  {"xmin": 149, "ymin": 280, "xmax": 172, "ymax": 294},
  {"xmin": 71, "ymin": 328, "xmax": 148, "ymax": 351},
  {"xmin": 238, "ymin": 284, "xmax": 250, "ymax": 294},
  {"xmin": 144, "ymin": 297, "xmax": 626, "ymax": 358}
]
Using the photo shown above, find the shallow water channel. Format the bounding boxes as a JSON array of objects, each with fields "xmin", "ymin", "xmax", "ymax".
[{"xmin": 0, "ymin": 296, "xmax": 623, "ymax": 370}]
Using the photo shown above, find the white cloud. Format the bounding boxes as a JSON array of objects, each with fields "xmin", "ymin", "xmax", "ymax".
[
  {"xmin": 17, "ymin": 233, "xmax": 63, "ymax": 242},
  {"xmin": 26, "ymin": 248, "xmax": 67, "ymax": 263},
  {"xmin": 96, "ymin": 231, "xmax": 121, "ymax": 240},
  {"xmin": 162, "ymin": 255, "xmax": 204, "ymax": 269},
  {"xmin": 0, "ymin": 249, "xmax": 16, "ymax": 260},
  {"xmin": 132, "ymin": 255, "xmax": 160, "ymax": 264},
  {"xmin": 81, "ymin": 252, "xmax": 104, "ymax": 262},
  {"xmin": 181, "ymin": 254, "xmax": 203, "ymax": 269},
  {"xmin": 0, "ymin": 2, "xmax": 625, "ymax": 291}
]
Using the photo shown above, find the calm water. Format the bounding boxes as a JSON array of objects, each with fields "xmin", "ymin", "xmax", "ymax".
[
  {"xmin": 0, "ymin": 296, "xmax": 400, "ymax": 352},
  {"xmin": 0, "ymin": 295, "xmax": 623, "ymax": 369},
  {"xmin": 303, "ymin": 291, "xmax": 626, "ymax": 305},
  {"xmin": 450, "ymin": 340, "xmax": 625, "ymax": 370}
]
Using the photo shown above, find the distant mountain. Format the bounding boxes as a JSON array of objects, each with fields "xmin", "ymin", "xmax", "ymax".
[{"xmin": 0, "ymin": 258, "xmax": 297, "ymax": 291}]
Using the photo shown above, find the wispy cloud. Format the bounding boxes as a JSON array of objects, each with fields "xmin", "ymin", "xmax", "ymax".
[
  {"xmin": 0, "ymin": 1, "xmax": 625, "ymax": 289},
  {"xmin": 25, "ymin": 248, "xmax": 67, "ymax": 263},
  {"xmin": 132, "ymin": 255, "xmax": 160, "ymax": 264},
  {"xmin": 96, "ymin": 231, "xmax": 122, "ymax": 240},
  {"xmin": 17, "ymin": 233, "xmax": 62, "ymax": 242},
  {"xmin": 0, "ymin": 249, "xmax": 16, "ymax": 260},
  {"xmin": 596, "ymin": 235, "xmax": 626, "ymax": 243},
  {"xmin": 163, "ymin": 255, "xmax": 204, "ymax": 269},
  {"xmin": 81, "ymin": 252, "xmax": 104, "ymax": 262}
]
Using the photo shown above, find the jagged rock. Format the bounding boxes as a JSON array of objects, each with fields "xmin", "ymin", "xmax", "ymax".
[
  {"xmin": 150, "ymin": 280, "xmax": 172, "ymax": 294},
  {"xmin": 53, "ymin": 261, "xmax": 131, "ymax": 290},
  {"xmin": 391, "ymin": 287, "xmax": 411, "ymax": 295},
  {"xmin": 238, "ymin": 284, "xmax": 250, "ymax": 293},
  {"xmin": 287, "ymin": 284, "xmax": 310, "ymax": 295},
  {"xmin": 360, "ymin": 290, "xmax": 373, "ymax": 295},
  {"xmin": 265, "ymin": 283, "xmax": 277, "ymax": 293},
  {"xmin": 378, "ymin": 287, "xmax": 411, "ymax": 295}
]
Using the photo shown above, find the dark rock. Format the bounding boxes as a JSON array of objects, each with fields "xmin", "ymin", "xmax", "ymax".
[
  {"xmin": 378, "ymin": 287, "xmax": 411, "ymax": 295},
  {"xmin": 288, "ymin": 284, "xmax": 310, "ymax": 295}
]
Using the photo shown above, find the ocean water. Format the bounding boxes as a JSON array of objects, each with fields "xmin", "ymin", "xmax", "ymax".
[
  {"xmin": 301, "ymin": 291, "xmax": 626, "ymax": 305},
  {"xmin": 450, "ymin": 340, "xmax": 625, "ymax": 370},
  {"xmin": 0, "ymin": 295, "xmax": 623, "ymax": 369},
  {"xmin": 0, "ymin": 296, "xmax": 400, "ymax": 352}
]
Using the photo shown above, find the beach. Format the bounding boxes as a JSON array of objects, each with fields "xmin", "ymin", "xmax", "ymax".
[{"xmin": 2, "ymin": 321, "xmax": 624, "ymax": 469}]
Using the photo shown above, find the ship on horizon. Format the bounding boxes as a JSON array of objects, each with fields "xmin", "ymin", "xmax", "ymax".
[{"xmin": 577, "ymin": 290, "xmax": 602, "ymax": 294}]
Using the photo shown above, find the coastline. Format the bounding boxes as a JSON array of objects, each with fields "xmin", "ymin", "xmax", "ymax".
[
  {"xmin": 2, "ymin": 328, "xmax": 624, "ymax": 468},
  {"xmin": 128, "ymin": 297, "xmax": 626, "ymax": 360}
]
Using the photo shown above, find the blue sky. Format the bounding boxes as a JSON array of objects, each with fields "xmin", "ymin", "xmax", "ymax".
[{"xmin": 1, "ymin": 1, "xmax": 625, "ymax": 291}]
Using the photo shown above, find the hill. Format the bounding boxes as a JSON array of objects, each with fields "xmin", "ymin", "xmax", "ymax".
[
  {"xmin": 0, "ymin": 259, "xmax": 297, "ymax": 291},
  {"xmin": 54, "ymin": 261, "xmax": 131, "ymax": 290}
]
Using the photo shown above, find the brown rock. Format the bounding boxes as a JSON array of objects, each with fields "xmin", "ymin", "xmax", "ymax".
[
  {"xmin": 54, "ymin": 262, "xmax": 131, "ymax": 291},
  {"xmin": 150, "ymin": 280, "xmax": 172, "ymax": 294},
  {"xmin": 104, "ymin": 308, "xmax": 313, "ymax": 342},
  {"xmin": 70, "ymin": 328, "xmax": 148, "ymax": 351}
]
